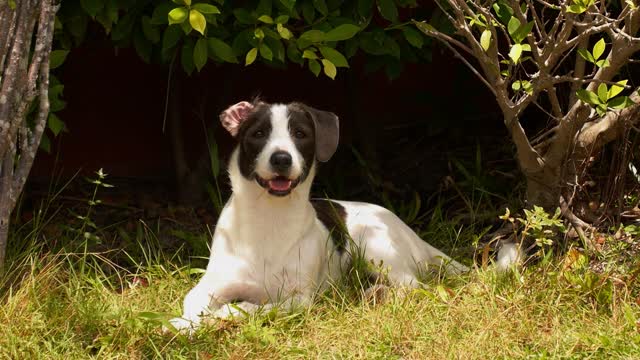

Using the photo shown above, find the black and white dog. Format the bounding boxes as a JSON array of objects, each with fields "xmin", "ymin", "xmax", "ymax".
[{"xmin": 169, "ymin": 100, "xmax": 470, "ymax": 332}]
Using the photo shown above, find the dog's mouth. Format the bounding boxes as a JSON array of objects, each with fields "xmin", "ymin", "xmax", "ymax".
[{"xmin": 256, "ymin": 175, "xmax": 300, "ymax": 196}]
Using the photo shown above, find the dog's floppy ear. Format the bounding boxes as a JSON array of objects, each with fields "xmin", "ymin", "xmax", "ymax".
[
  {"xmin": 220, "ymin": 101, "xmax": 254, "ymax": 137},
  {"xmin": 303, "ymin": 105, "xmax": 339, "ymax": 162}
]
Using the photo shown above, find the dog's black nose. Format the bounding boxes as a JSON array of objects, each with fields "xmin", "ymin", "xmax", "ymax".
[{"xmin": 270, "ymin": 151, "xmax": 292, "ymax": 172}]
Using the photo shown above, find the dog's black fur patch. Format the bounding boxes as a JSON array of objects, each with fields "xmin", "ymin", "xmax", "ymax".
[
  {"xmin": 236, "ymin": 103, "xmax": 272, "ymax": 179},
  {"xmin": 311, "ymin": 199, "xmax": 348, "ymax": 254},
  {"xmin": 286, "ymin": 104, "xmax": 316, "ymax": 184}
]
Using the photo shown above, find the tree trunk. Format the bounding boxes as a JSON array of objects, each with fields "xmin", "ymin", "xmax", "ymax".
[
  {"xmin": 0, "ymin": 0, "xmax": 58, "ymax": 270},
  {"xmin": 523, "ymin": 166, "xmax": 562, "ymax": 210},
  {"xmin": 523, "ymin": 94, "xmax": 640, "ymax": 216}
]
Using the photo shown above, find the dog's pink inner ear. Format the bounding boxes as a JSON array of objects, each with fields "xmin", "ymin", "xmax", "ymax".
[{"xmin": 220, "ymin": 101, "xmax": 254, "ymax": 137}]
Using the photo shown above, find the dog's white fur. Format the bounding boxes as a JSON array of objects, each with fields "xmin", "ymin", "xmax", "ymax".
[{"xmin": 169, "ymin": 103, "xmax": 469, "ymax": 332}]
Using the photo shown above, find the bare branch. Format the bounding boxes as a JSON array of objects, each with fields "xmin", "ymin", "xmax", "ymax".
[
  {"xmin": 509, "ymin": 117, "xmax": 544, "ymax": 172},
  {"xmin": 411, "ymin": 21, "xmax": 474, "ymax": 56},
  {"xmin": 576, "ymin": 91, "xmax": 640, "ymax": 152}
]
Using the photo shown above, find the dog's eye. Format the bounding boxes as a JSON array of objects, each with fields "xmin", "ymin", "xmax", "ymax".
[
  {"xmin": 294, "ymin": 130, "xmax": 306, "ymax": 139},
  {"xmin": 253, "ymin": 130, "xmax": 265, "ymax": 138}
]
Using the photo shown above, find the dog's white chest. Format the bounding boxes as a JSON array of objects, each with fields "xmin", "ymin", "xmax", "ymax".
[{"xmin": 206, "ymin": 198, "xmax": 338, "ymax": 303}]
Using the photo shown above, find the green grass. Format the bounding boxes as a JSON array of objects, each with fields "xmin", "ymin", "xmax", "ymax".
[{"xmin": 1, "ymin": 243, "xmax": 639, "ymax": 359}]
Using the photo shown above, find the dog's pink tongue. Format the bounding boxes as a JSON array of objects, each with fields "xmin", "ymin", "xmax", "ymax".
[{"xmin": 269, "ymin": 178, "xmax": 292, "ymax": 191}]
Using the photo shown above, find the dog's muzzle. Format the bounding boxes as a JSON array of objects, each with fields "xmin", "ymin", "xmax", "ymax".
[{"xmin": 255, "ymin": 175, "xmax": 300, "ymax": 196}]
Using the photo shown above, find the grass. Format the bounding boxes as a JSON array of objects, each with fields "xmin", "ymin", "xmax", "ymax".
[
  {"xmin": 2, "ymin": 170, "xmax": 639, "ymax": 359},
  {"xmin": 1, "ymin": 239, "xmax": 639, "ymax": 359}
]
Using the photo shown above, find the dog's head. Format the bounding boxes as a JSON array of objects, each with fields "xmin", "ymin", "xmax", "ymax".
[{"xmin": 220, "ymin": 100, "xmax": 339, "ymax": 197}]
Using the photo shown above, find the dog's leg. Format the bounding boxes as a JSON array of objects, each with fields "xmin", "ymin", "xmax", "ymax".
[{"xmin": 168, "ymin": 273, "xmax": 221, "ymax": 332}]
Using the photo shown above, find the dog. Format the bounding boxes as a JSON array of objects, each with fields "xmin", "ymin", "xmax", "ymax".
[{"xmin": 169, "ymin": 100, "xmax": 470, "ymax": 332}]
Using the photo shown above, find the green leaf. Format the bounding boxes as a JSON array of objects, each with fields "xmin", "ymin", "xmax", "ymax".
[
  {"xmin": 181, "ymin": 40, "xmax": 195, "ymax": 75},
  {"xmin": 301, "ymin": 2, "xmax": 315, "ymax": 23},
  {"xmin": 567, "ymin": 4, "xmax": 586, "ymax": 13},
  {"xmin": 254, "ymin": 28, "xmax": 265, "ymax": 39},
  {"xmin": 246, "ymin": 47, "xmax": 258, "ymax": 65},
  {"xmin": 168, "ymin": 7, "xmax": 188, "ymax": 25},
  {"xmin": 576, "ymin": 88, "xmax": 601, "ymax": 105},
  {"xmin": 512, "ymin": 81, "xmax": 521, "ymax": 91},
  {"xmin": 279, "ymin": 0, "xmax": 296, "ymax": 10},
  {"xmin": 287, "ymin": 42, "xmax": 303, "ymax": 64},
  {"xmin": 402, "ymin": 27, "xmax": 423, "ymax": 48},
  {"xmin": 233, "ymin": 8, "xmax": 256, "ymax": 24},
  {"xmin": 40, "ymin": 133, "xmax": 51, "ymax": 153},
  {"xmin": 264, "ymin": 37, "xmax": 285, "ymax": 62},
  {"xmin": 321, "ymin": 59, "xmax": 337, "ymax": 79},
  {"xmin": 192, "ymin": 4, "xmax": 220, "ymax": 14},
  {"xmin": 595, "ymin": 59, "xmax": 610, "ymax": 68},
  {"xmin": 597, "ymin": 83, "xmax": 609, "ymax": 103},
  {"xmin": 413, "ymin": 21, "xmax": 436, "ymax": 35},
  {"xmin": 162, "ymin": 24, "xmax": 182, "ymax": 52},
  {"xmin": 262, "ymin": 27, "xmax": 280, "ymax": 40},
  {"xmin": 133, "ymin": 30, "xmax": 152, "ymax": 63},
  {"xmin": 257, "ymin": 0, "xmax": 272, "ymax": 16},
  {"xmin": 80, "ymin": 0, "xmax": 103, "ymax": 17},
  {"xmin": 48, "ymin": 113, "xmax": 65, "ymax": 136},
  {"xmin": 608, "ymin": 80, "xmax": 628, "ymax": 99},
  {"xmin": 377, "ymin": 0, "xmax": 398, "ymax": 22},
  {"xmin": 480, "ymin": 29, "xmax": 491, "ymax": 51},
  {"xmin": 319, "ymin": 46, "xmax": 348, "ymax": 67},
  {"xmin": 512, "ymin": 21, "xmax": 533, "ymax": 44},
  {"xmin": 608, "ymin": 95, "xmax": 634, "ymax": 109},
  {"xmin": 577, "ymin": 48, "xmax": 595, "ymax": 63},
  {"xmin": 302, "ymin": 49, "xmax": 318, "ymax": 59},
  {"xmin": 325, "ymin": 24, "xmax": 360, "ymax": 41},
  {"xmin": 275, "ymin": 15, "xmax": 289, "ymax": 24},
  {"xmin": 358, "ymin": 0, "xmax": 374, "ymax": 17},
  {"xmin": 141, "ymin": 16, "xmax": 161, "ymax": 44},
  {"xmin": 277, "ymin": 24, "xmax": 293, "ymax": 39},
  {"xmin": 151, "ymin": 3, "xmax": 173, "ymax": 25},
  {"xmin": 509, "ymin": 43, "xmax": 522, "ymax": 63},
  {"xmin": 181, "ymin": 21, "xmax": 193, "ymax": 35},
  {"xmin": 258, "ymin": 15, "xmax": 274, "ymax": 24},
  {"xmin": 299, "ymin": 29, "xmax": 325, "ymax": 42},
  {"xmin": 208, "ymin": 38, "xmax": 238, "ymax": 63},
  {"xmin": 49, "ymin": 50, "xmax": 69, "ymax": 69},
  {"xmin": 492, "ymin": 2, "xmax": 513, "ymax": 25},
  {"xmin": 507, "ymin": 17, "xmax": 521, "ymax": 38},
  {"xmin": 592, "ymin": 38, "xmax": 606, "ymax": 60},
  {"xmin": 49, "ymin": 84, "xmax": 66, "ymax": 112},
  {"xmin": 259, "ymin": 43, "xmax": 273, "ymax": 61},
  {"xmin": 308, "ymin": 59, "xmax": 321, "ymax": 76},
  {"xmin": 194, "ymin": 38, "xmax": 208, "ymax": 71},
  {"xmin": 313, "ymin": 0, "xmax": 329, "ymax": 15},
  {"xmin": 190, "ymin": 9, "xmax": 206, "ymax": 35}
]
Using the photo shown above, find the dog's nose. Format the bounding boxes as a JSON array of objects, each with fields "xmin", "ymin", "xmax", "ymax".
[{"xmin": 270, "ymin": 151, "xmax": 292, "ymax": 172}]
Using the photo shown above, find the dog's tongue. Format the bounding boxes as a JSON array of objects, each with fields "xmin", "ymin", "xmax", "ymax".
[{"xmin": 269, "ymin": 178, "xmax": 292, "ymax": 191}]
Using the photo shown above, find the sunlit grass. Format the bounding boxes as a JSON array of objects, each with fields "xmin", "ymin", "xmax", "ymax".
[{"xmin": 1, "ymin": 242, "xmax": 639, "ymax": 359}]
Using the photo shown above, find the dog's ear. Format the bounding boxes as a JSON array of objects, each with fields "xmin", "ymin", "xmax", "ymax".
[
  {"xmin": 303, "ymin": 105, "xmax": 339, "ymax": 162},
  {"xmin": 220, "ymin": 101, "xmax": 254, "ymax": 137}
]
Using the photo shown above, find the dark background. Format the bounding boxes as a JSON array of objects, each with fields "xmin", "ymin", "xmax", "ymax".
[{"xmin": 29, "ymin": 37, "xmax": 513, "ymax": 207}]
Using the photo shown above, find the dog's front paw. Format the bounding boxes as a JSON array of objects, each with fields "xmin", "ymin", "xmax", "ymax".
[{"xmin": 213, "ymin": 302, "xmax": 260, "ymax": 319}]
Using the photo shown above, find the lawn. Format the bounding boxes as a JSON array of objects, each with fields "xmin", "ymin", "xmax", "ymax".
[{"xmin": 1, "ymin": 240, "xmax": 639, "ymax": 359}]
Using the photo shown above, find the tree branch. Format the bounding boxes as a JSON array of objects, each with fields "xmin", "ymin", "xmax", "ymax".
[{"xmin": 576, "ymin": 91, "xmax": 640, "ymax": 153}]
